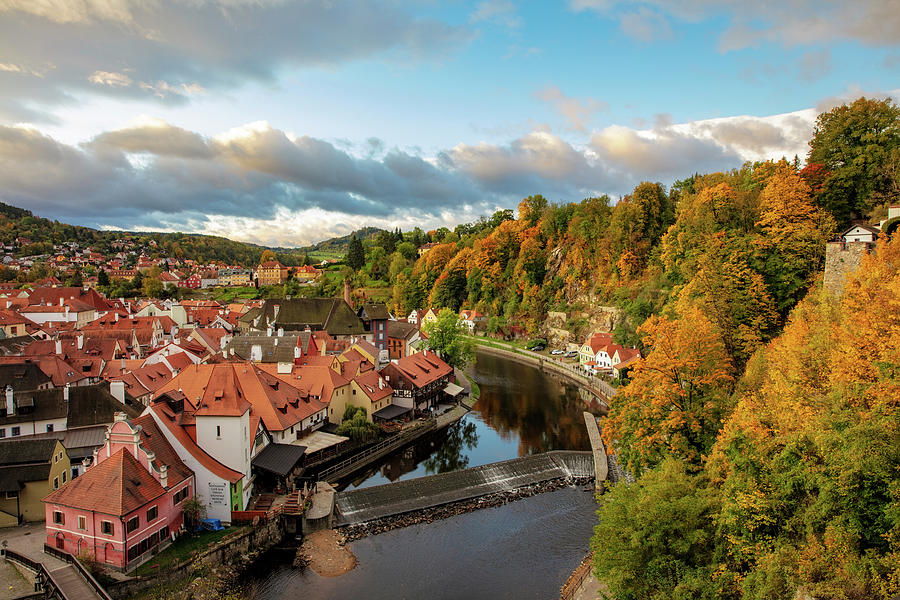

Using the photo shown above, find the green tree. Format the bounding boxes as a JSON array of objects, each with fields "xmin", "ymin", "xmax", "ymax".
[
  {"xmin": 592, "ymin": 459, "xmax": 725, "ymax": 600},
  {"xmin": 422, "ymin": 308, "xmax": 475, "ymax": 370},
  {"xmin": 808, "ymin": 96, "xmax": 900, "ymax": 223},
  {"xmin": 335, "ymin": 406, "xmax": 379, "ymax": 441},
  {"xmin": 97, "ymin": 269, "xmax": 110, "ymax": 287},
  {"xmin": 347, "ymin": 235, "xmax": 365, "ymax": 270}
]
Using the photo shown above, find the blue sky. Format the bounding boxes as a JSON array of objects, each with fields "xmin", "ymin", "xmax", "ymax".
[{"xmin": 0, "ymin": 0, "xmax": 897, "ymax": 246}]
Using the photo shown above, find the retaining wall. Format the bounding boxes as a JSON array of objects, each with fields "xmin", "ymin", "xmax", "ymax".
[{"xmin": 106, "ymin": 519, "xmax": 283, "ymax": 599}]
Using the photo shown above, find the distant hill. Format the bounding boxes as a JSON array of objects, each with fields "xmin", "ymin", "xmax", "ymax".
[
  {"xmin": 299, "ymin": 227, "xmax": 384, "ymax": 256},
  {"xmin": 0, "ymin": 200, "xmax": 308, "ymax": 267}
]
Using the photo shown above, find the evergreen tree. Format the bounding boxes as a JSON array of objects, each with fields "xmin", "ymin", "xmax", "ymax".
[{"xmin": 347, "ymin": 235, "xmax": 365, "ymax": 270}]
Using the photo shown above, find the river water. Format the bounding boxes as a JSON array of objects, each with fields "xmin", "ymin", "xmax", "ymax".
[{"xmin": 248, "ymin": 350, "xmax": 603, "ymax": 599}]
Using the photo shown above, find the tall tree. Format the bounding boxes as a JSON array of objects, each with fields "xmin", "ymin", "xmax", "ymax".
[
  {"xmin": 604, "ymin": 306, "xmax": 733, "ymax": 474},
  {"xmin": 346, "ymin": 235, "xmax": 365, "ymax": 270},
  {"xmin": 808, "ymin": 96, "xmax": 900, "ymax": 223}
]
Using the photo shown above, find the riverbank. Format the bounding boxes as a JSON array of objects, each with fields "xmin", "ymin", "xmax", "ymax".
[{"xmin": 473, "ymin": 339, "xmax": 616, "ymax": 404}]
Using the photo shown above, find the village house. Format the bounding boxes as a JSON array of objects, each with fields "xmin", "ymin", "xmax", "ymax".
[
  {"xmin": 42, "ymin": 414, "xmax": 194, "ymax": 570},
  {"xmin": 0, "ymin": 438, "xmax": 57, "ymax": 525},
  {"xmin": 218, "ymin": 268, "xmax": 252, "ymax": 287},
  {"xmin": 178, "ymin": 274, "xmax": 202, "ymax": 289},
  {"xmin": 293, "ymin": 265, "xmax": 320, "ymax": 282},
  {"xmin": 348, "ymin": 370, "xmax": 400, "ymax": 423},
  {"xmin": 356, "ymin": 304, "xmax": 390, "ymax": 354},
  {"xmin": 579, "ymin": 332, "xmax": 613, "ymax": 367},
  {"xmin": 0, "ymin": 309, "xmax": 30, "ymax": 337},
  {"xmin": 256, "ymin": 260, "xmax": 289, "ymax": 286},
  {"xmin": 20, "ymin": 298, "xmax": 96, "ymax": 328},
  {"xmin": 840, "ymin": 223, "xmax": 880, "ymax": 244},
  {"xmin": 387, "ymin": 321, "xmax": 421, "ymax": 360},
  {"xmin": 458, "ymin": 309, "xmax": 485, "ymax": 334},
  {"xmin": 238, "ymin": 298, "xmax": 369, "ymax": 341},
  {"xmin": 380, "ymin": 350, "xmax": 454, "ymax": 413}
]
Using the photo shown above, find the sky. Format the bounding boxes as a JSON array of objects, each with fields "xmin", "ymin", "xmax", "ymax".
[{"xmin": 0, "ymin": 0, "xmax": 898, "ymax": 247}]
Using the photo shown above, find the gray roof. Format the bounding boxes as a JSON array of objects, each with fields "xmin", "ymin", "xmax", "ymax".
[
  {"xmin": 0, "ymin": 384, "xmax": 140, "ymax": 428},
  {"xmin": 251, "ymin": 443, "xmax": 306, "ymax": 477},
  {"xmin": 358, "ymin": 304, "xmax": 390, "ymax": 321},
  {"xmin": 225, "ymin": 335, "xmax": 301, "ymax": 363},
  {"xmin": 388, "ymin": 321, "xmax": 419, "ymax": 340},
  {"xmin": 0, "ymin": 464, "xmax": 50, "ymax": 492},
  {"xmin": 0, "ymin": 438, "xmax": 56, "ymax": 466},
  {"xmin": 372, "ymin": 404, "xmax": 411, "ymax": 420},
  {"xmin": 0, "ymin": 363, "xmax": 52, "ymax": 393},
  {"xmin": 241, "ymin": 299, "xmax": 366, "ymax": 336},
  {"xmin": 0, "ymin": 335, "xmax": 36, "ymax": 356}
]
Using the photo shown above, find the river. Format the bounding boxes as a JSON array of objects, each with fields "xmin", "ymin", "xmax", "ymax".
[{"xmin": 247, "ymin": 350, "xmax": 603, "ymax": 599}]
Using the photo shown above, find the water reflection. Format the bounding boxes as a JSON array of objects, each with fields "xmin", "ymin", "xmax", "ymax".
[{"xmin": 340, "ymin": 350, "xmax": 602, "ymax": 490}]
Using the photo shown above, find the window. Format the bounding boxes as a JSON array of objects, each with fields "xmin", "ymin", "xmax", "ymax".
[
  {"xmin": 78, "ymin": 516, "xmax": 87, "ymax": 531},
  {"xmin": 53, "ymin": 477, "xmax": 59, "ymax": 489},
  {"xmin": 0, "ymin": 429, "xmax": 5, "ymax": 438},
  {"xmin": 46, "ymin": 424, "xmax": 54, "ymax": 432},
  {"xmin": 126, "ymin": 516, "xmax": 139, "ymax": 533},
  {"xmin": 53, "ymin": 511, "xmax": 64, "ymax": 525},
  {"xmin": 62, "ymin": 471, "xmax": 67, "ymax": 483},
  {"xmin": 5, "ymin": 491, "xmax": 17, "ymax": 499},
  {"xmin": 11, "ymin": 426, "xmax": 19, "ymax": 437},
  {"xmin": 146, "ymin": 506, "xmax": 158, "ymax": 522},
  {"xmin": 173, "ymin": 487, "xmax": 189, "ymax": 504},
  {"xmin": 159, "ymin": 526, "xmax": 170, "ymax": 541},
  {"xmin": 216, "ymin": 426, "xmax": 221, "ymax": 438},
  {"xmin": 101, "ymin": 521, "xmax": 113, "ymax": 535}
]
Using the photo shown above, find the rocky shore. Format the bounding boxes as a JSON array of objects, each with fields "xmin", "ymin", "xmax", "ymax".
[{"xmin": 342, "ymin": 477, "xmax": 593, "ymax": 541}]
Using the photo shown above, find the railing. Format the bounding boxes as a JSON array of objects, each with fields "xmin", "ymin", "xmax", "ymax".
[
  {"xmin": 1, "ymin": 547, "xmax": 42, "ymax": 573},
  {"xmin": 44, "ymin": 544, "xmax": 115, "ymax": 600},
  {"xmin": 230, "ymin": 506, "xmax": 282, "ymax": 524},
  {"xmin": 317, "ymin": 419, "xmax": 437, "ymax": 482}
]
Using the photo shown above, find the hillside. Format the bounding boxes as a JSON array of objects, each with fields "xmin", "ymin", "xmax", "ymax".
[
  {"xmin": 338, "ymin": 97, "xmax": 900, "ymax": 597},
  {"xmin": 0, "ymin": 201, "xmax": 307, "ymax": 267}
]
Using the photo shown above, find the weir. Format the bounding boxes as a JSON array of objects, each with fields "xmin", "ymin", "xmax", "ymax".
[{"xmin": 334, "ymin": 450, "xmax": 594, "ymax": 525}]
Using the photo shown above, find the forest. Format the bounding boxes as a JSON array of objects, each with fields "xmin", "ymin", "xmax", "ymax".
[{"xmin": 337, "ymin": 97, "xmax": 899, "ymax": 598}]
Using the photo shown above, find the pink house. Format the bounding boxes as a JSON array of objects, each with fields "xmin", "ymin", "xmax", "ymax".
[{"xmin": 42, "ymin": 413, "xmax": 194, "ymax": 570}]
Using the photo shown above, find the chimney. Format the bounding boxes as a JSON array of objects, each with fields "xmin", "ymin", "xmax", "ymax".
[
  {"xmin": 59, "ymin": 297, "xmax": 64, "ymax": 307},
  {"xmin": 5, "ymin": 385, "xmax": 13, "ymax": 416},
  {"xmin": 267, "ymin": 327, "xmax": 272, "ymax": 337},
  {"xmin": 55, "ymin": 340, "xmax": 62, "ymax": 355},
  {"xmin": 110, "ymin": 380, "xmax": 125, "ymax": 404},
  {"xmin": 76, "ymin": 334, "xmax": 83, "ymax": 350},
  {"xmin": 277, "ymin": 327, "xmax": 284, "ymax": 337},
  {"xmin": 159, "ymin": 464, "xmax": 168, "ymax": 488},
  {"xmin": 63, "ymin": 383, "xmax": 69, "ymax": 401},
  {"xmin": 344, "ymin": 278, "xmax": 352, "ymax": 308},
  {"xmin": 113, "ymin": 411, "xmax": 127, "ymax": 422},
  {"xmin": 378, "ymin": 378, "xmax": 384, "ymax": 390},
  {"xmin": 114, "ymin": 313, "xmax": 119, "ymax": 323}
]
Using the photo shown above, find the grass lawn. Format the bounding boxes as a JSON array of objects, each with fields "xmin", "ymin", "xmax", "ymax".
[{"xmin": 132, "ymin": 527, "xmax": 242, "ymax": 577}]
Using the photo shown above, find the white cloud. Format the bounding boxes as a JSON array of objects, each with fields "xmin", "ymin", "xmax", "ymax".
[
  {"xmin": 470, "ymin": 0, "xmax": 522, "ymax": 28},
  {"xmin": 533, "ymin": 86, "xmax": 607, "ymax": 132},
  {"xmin": 88, "ymin": 70, "xmax": 133, "ymax": 87},
  {"xmin": 570, "ymin": 0, "xmax": 900, "ymax": 51}
]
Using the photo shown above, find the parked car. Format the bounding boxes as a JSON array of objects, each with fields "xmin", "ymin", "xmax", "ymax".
[
  {"xmin": 531, "ymin": 345, "xmax": 546, "ymax": 352},
  {"xmin": 550, "ymin": 349, "xmax": 565, "ymax": 355},
  {"xmin": 564, "ymin": 351, "xmax": 578, "ymax": 358}
]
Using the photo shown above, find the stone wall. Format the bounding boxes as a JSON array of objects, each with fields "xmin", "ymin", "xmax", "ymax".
[
  {"xmin": 823, "ymin": 241, "xmax": 870, "ymax": 297},
  {"xmin": 106, "ymin": 518, "xmax": 284, "ymax": 599}
]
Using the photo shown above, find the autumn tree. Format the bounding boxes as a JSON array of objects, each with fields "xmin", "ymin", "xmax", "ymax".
[
  {"xmin": 604, "ymin": 306, "xmax": 733, "ymax": 474},
  {"xmin": 260, "ymin": 249, "xmax": 276, "ymax": 263},
  {"xmin": 754, "ymin": 165, "xmax": 835, "ymax": 313}
]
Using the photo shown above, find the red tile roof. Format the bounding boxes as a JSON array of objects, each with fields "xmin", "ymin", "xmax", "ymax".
[{"xmin": 43, "ymin": 448, "xmax": 165, "ymax": 516}]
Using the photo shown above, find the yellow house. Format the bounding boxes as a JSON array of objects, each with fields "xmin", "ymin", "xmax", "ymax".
[
  {"xmin": 48, "ymin": 440, "xmax": 73, "ymax": 493},
  {"xmin": 347, "ymin": 371, "xmax": 394, "ymax": 422},
  {"xmin": 0, "ymin": 310, "xmax": 28, "ymax": 337},
  {"xmin": 0, "ymin": 438, "xmax": 56, "ymax": 526},
  {"xmin": 421, "ymin": 308, "xmax": 440, "ymax": 328}
]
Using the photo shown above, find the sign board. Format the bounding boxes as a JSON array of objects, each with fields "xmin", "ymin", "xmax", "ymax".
[{"xmin": 208, "ymin": 482, "xmax": 228, "ymax": 507}]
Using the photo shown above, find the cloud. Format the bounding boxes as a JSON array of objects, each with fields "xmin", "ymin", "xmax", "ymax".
[
  {"xmin": 798, "ymin": 50, "xmax": 832, "ymax": 82},
  {"xmin": 0, "ymin": 100, "xmax": 849, "ymax": 246},
  {"xmin": 533, "ymin": 86, "xmax": 607, "ymax": 132},
  {"xmin": 571, "ymin": 0, "xmax": 900, "ymax": 51},
  {"xmin": 619, "ymin": 7, "xmax": 672, "ymax": 43},
  {"xmin": 0, "ymin": 0, "xmax": 472, "ymax": 122},
  {"xmin": 470, "ymin": 0, "xmax": 522, "ymax": 29}
]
